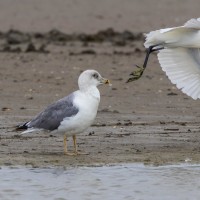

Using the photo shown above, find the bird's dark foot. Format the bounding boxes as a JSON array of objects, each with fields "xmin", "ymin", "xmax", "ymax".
[
  {"xmin": 126, "ymin": 65, "xmax": 144, "ymax": 83},
  {"xmin": 127, "ymin": 44, "xmax": 164, "ymax": 83}
]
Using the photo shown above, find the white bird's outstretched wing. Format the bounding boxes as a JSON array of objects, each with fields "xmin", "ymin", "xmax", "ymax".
[
  {"xmin": 144, "ymin": 18, "xmax": 200, "ymax": 49},
  {"xmin": 184, "ymin": 18, "xmax": 200, "ymax": 29},
  {"xmin": 158, "ymin": 48, "xmax": 200, "ymax": 99}
]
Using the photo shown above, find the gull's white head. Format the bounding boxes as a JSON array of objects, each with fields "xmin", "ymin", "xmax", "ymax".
[{"xmin": 78, "ymin": 70, "xmax": 110, "ymax": 91}]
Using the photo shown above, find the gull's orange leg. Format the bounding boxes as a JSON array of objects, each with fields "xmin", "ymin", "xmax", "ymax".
[
  {"xmin": 73, "ymin": 135, "xmax": 89, "ymax": 155},
  {"xmin": 63, "ymin": 134, "xmax": 75, "ymax": 156}
]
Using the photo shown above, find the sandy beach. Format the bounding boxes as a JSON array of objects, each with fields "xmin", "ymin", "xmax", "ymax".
[{"xmin": 0, "ymin": 0, "xmax": 200, "ymax": 167}]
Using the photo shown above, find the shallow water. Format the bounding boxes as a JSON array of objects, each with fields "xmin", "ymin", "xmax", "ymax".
[{"xmin": 0, "ymin": 164, "xmax": 200, "ymax": 200}]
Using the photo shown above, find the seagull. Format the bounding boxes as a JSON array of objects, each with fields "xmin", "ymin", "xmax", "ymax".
[
  {"xmin": 16, "ymin": 69, "xmax": 110, "ymax": 155},
  {"xmin": 127, "ymin": 18, "xmax": 200, "ymax": 100}
]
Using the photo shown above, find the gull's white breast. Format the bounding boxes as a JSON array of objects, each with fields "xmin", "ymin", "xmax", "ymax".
[{"xmin": 57, "ymin": 89, "xmax": 100, "ymax": 135}]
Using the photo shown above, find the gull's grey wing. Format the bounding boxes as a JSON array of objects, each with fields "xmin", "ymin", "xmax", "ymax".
[{"xmin": 26, "ymin": 92, "xmax": 79, "ymax": 131}]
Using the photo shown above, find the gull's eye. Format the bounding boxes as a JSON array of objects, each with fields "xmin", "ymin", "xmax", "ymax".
[{"xmin": 92, "ymin": 73, "xmax": 99, "ymax": 79}]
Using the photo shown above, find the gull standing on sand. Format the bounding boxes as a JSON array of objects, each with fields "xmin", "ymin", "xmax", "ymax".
[
  {"xmin": 16, "ymin": 70, "xmax": 110, "ymax": 155},
  {"xmin": 127, "ymin": 18, "xmax": 200, "ymax": 100}
]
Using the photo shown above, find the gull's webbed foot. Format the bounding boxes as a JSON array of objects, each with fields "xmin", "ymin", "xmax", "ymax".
[
  {"xmin": 64, "ymin": 151, "xmax": 77, "ymax": 156},
  {"xmin": 75, "ymin": 151, "xmax": 89, "ymax": 155},
  {"xmin": 63, "ymin": 135, "xmax": 89, "ymax": 156}
]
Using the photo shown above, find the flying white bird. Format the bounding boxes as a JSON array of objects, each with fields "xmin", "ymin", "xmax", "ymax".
[
  {"xmin": 16, "ymin": 70, "xmax": 110, "ymax": 155},
  {"xmin": 127, "ymin": 18, "xmax": 200, "ymax": 100}
]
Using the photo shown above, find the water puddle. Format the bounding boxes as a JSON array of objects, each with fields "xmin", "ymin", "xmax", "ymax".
[{"xmin": 0, "ymin": 163, "xmax": 200, "ymax": 200}]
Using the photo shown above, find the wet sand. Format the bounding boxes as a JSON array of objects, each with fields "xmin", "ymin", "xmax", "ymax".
[{"xmin": 0, "ymin": 0, "xmax": 200, "ymax": 167}]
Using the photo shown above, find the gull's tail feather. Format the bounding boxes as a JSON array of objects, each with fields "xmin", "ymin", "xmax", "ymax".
[
  {"xmin": 20, "ymin": 128, "xmax": 41, "ymax": 134},
  {"xmin": 15, "ymin": 123, "xmax": 42, "ymax": 134},
  {"xmin": 15, "ymin": 122, "xmax": 29, "ymax": 131},
  {"xmin": 15, "ymin": 122, "xmax": 36, "ymax": 134}
]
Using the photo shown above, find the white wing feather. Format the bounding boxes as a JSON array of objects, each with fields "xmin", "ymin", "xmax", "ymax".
[
  {"xmin": 184, "ymin": 18, "xmax": 200, "ymax": 29},
  {"xmin": 158, "ymin": 48, "xmax": 200, "ymax": 99}
]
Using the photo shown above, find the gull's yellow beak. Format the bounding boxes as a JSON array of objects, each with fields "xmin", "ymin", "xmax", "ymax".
[{"xmin": 101, "ymin": 78, "xmax": 111, "ymax": 85}]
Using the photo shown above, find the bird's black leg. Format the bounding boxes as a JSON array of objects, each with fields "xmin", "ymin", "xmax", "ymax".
[{"xmin": 143, "ymin": 44, "xmax": 164, "ymax": 69}]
